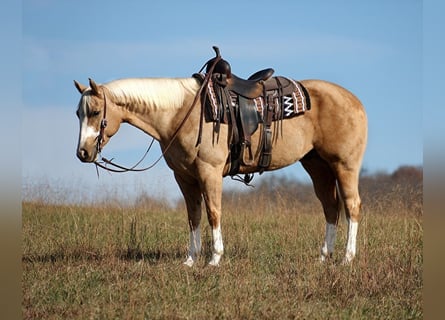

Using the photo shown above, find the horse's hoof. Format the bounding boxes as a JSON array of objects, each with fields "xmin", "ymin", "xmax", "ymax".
[
  {"xmin": 319, "ymin": 251, "xmax": 333, "ymax": 263},
  {"xmin": 183, "ymin": 256, "xmax": 195, "ymax": 267},
  {"xmin": 341, "ymin": 255, "xmax": 354, "ymax": 266},
  {"xmin": 208, "ymin": 253, "xmax": 221, "ymax": 266}
]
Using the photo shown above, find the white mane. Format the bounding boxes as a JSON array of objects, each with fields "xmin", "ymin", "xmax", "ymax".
[{"xmin": 103, "ymin": 78, "xmax": 200, "ymax": 113}]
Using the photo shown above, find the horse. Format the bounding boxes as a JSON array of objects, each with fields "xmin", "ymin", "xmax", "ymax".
[{"xmin": 74, "ymin": 67, "xmax": 367, "ymax": 267}]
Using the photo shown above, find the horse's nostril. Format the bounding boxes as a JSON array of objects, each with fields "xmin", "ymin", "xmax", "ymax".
[{"xmin": 77, "ymin": 148, "xmax": 89, "ymax": 161}]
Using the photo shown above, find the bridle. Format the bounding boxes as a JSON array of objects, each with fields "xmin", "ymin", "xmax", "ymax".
[
  {"xmin": 93, "ymin": 50, "xmax": 222, "ymax": 175},
  {"xmin": 93, "ymin": 89, "xmax": 170, "ymax": 174},
  {"xmin": 96, "ymin": 92, "xmax": 108, "ymax": 154}
]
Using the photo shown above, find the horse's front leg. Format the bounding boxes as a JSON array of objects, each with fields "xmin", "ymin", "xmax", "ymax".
[
  {"xmin": 199, "ymin": 169, "xmax": 224, "ymax": 266},
  {"xmin": 174, "ymin": 173, "xmax": 202, "ymax": 267}
]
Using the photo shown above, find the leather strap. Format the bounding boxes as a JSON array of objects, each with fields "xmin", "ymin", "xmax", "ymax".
[{"xmin": 96, "ymin": 91, "xmax": 108, "ymax": 153}]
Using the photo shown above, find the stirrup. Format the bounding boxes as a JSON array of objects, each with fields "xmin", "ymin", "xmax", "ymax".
[{"xmin": 230, "ymin": 173, "xmax": 255, "ymax": 186}]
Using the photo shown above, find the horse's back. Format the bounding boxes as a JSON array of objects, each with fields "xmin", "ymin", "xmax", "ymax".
[
  {"xmin": 301, "ymin": 79, "xmax": 365, "ymax": 113},
  {"xmin": 300, "ymin": 79, "xmax": 367, "ymax": 167}
]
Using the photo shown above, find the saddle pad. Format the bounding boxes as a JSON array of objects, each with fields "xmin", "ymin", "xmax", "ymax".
[{"xmin": 204, "ymin": 75, "xmax": 311, "ymax": 123}]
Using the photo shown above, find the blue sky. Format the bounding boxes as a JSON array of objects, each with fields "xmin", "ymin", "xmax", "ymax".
[{"xmin": 21, "ymin": 0, "xmax": 424, "ymax": 202}]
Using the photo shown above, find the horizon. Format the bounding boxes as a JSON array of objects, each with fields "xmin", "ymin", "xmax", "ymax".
[
  {"xmin": 21, "ymin": 1, "xmax": 423, "ymax": 202},
  {"xmin": 22, "ymin": 164, "xmax": 423, "ymax": 206}
]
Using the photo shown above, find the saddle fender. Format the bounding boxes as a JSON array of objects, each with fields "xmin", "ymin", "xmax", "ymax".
[{"xmin": 238, "ymin": 97, "xmax": 260, "ymax": 166}]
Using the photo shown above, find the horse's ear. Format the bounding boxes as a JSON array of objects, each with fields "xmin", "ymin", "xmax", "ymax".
[
  {"xmin": 88, "ymin": 78, "xmax": 101, "ymax": 96},
  {"xmin": 74, "ymin": 80, "xmax": 87, "ymax": 94}
]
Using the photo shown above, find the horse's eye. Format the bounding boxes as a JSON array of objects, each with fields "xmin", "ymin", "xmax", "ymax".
[{"xmin": 91, "ymin": 110, "xmax": 101, "ymax": 117}]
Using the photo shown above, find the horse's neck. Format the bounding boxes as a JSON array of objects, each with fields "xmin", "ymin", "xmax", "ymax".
[{"xmin": 107, "ymin": 78, "xmax": 199, "ymax": 141}]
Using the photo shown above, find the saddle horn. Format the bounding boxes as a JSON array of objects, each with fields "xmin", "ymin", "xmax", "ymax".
[
  {"xmin": 212, "ymin": 46, "xmax": 221, "ymax": 58},
  {"xmin": 206, "ymin": 46, "xmax": 231, "ymax": 78}
]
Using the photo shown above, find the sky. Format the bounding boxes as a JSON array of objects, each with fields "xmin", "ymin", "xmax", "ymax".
[{"xmin": 20, "ymin": 0, "xmax": 425, "ymax": 203}]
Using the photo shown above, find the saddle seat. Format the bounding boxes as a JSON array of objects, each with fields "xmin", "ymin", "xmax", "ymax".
[{"xmin": 228, "ymin": 68, "xmax": 275, "ymax": 99}]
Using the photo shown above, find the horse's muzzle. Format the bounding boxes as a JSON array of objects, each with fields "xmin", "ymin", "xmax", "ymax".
[{"xmin": 77, "ymin": 148, "xmax": 96, "ymax": 162}]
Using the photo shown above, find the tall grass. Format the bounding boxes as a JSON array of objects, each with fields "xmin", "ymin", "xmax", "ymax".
[{"xmin": 22, "ymin": 175, "xmax": 422, "ymax": 319}]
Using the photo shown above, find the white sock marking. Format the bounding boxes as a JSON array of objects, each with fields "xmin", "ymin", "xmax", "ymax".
[
  {"xmin": 184, "ymin": 226, "xmax": 201, "ymax": 267},
  {"xmin": 208, "ymin": 225, "xmax": 223, "ymax": 266},
  {"xmin": 344, "ymin": 219, "xmax": 358, "ymax": 263},
  {"xmin": 190, "ymin": 226, "xmax": 201, "ymax": 259},
  {"xmin": 320, "ymin": 223, "xmax": 337, "ymax": 261}
]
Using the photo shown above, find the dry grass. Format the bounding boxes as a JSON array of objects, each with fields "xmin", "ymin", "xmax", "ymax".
[{"xmin": 22, "ymin": 178, "xmax": 422, "ymax": 319}]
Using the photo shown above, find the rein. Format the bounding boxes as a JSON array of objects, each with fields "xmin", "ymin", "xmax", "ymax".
[
  {"xmin": 93, "ymin": 91, "xmax": 161, "ymax": 174},
  {"xmin": 93, "ymin": 51, "xmax": 222, "ymax": 175}
]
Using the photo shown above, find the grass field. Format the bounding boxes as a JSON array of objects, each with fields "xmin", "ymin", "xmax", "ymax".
[{"xmin": 22, "ymin": 177, "xmax": 422, "ymax": 319}]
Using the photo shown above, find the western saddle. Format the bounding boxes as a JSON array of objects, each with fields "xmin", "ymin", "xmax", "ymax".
[
  {"xmin": 194, "ymin": 46, "xmax": 310, "ymax": 183},
  {"xmin": 204, "ymin": 47, "xmax": 274, "ymax": 99}
]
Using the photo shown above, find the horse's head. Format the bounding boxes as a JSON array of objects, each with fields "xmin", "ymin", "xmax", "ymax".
[{"xmin": 74, "ymin": 78, "xmax": 121, "ymax": 162}]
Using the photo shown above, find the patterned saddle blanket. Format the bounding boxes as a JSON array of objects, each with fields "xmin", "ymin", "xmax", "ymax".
[{"xmin": 204, "ymin": 75, "xmax": 310, "ymax": 124}]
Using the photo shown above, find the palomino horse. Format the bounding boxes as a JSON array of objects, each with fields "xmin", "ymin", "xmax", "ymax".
[{"xmin": 74, "ymin": 66, "xmax": 367, "ymax": 267}]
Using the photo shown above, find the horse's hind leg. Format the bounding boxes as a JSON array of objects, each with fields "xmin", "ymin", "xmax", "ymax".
[
  {"xmin": 333, "ymin": 163, "xmax": 362, "ymax": 264},
  {"xmin": 174, "ymin": 173, "xmax": 203, "ymax": 267},
  {"xmin": 301, "ymin": 151, "xmax": 340, "ymax": 261}
]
